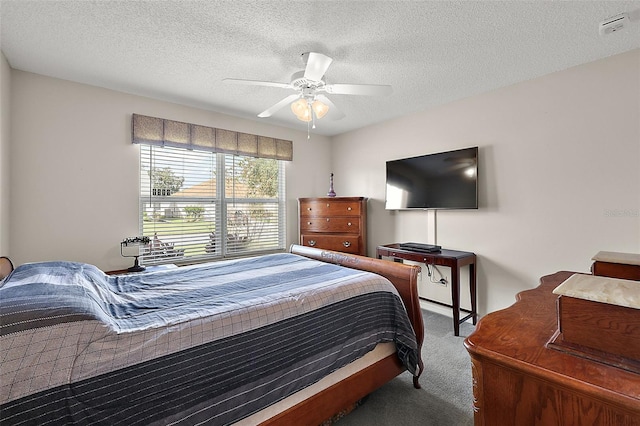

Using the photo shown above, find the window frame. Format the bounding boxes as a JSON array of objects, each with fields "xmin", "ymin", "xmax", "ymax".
[{"xmin": 139, "ymin": 144, "xmax": 287, "ymax": 265}]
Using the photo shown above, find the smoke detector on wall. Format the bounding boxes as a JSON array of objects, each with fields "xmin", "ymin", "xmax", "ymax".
[{"xmin": 599, "ymin": 13, "xmax": 630, "ymax": 35}]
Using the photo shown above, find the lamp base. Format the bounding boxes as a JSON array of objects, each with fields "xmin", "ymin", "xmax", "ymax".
[{"xmin": 127, "ymin": 256, "xmax": 146, "ymax": 273}]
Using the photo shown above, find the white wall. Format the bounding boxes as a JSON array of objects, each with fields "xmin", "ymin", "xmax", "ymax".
[
  {"xmin": 9, "ymin": 71, "xmax": 332, "ymax": 270},
  {"xmin": 0, "ymin": 52, "xmax": 10, "ymax": 256},
  {"xmin": 331, "ymin": 49, "xmax": 640, "ymax": 316}
]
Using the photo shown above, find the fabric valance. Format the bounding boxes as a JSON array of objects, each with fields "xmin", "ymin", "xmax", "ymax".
[{"xmin": 132, "ymin": 113, "xmax": 293, "ymax": 161}]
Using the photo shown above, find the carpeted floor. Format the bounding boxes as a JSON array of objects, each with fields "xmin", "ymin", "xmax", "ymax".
[{"xmin": 336, "ymin": 310, "xmax": 476, "ymax": 426}]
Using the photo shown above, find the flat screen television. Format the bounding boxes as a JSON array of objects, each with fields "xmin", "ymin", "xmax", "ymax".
[{"xmin": 385, "ymin": 147, "xmax": 478, "ymax": 210}]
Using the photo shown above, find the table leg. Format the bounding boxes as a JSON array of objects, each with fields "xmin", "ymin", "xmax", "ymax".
[
  {"xmin": 451, "ymin": 265, "xmax": 460, "ymax": 336},
  {"xmin": 470, "ymin": 262, "xmax": 477, "ymax": 325}
]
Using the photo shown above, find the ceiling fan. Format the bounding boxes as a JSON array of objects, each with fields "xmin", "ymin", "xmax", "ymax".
[{"xmin": 223, "ymin": 52, "xmax": 392, "ymax": 124}]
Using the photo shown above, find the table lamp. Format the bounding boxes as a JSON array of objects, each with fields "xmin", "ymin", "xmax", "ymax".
[{"xmin": 120, "ymin": 236, "xmax": 150, "ymax": 272}]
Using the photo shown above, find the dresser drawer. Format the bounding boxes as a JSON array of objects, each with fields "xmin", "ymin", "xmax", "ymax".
[
  {"xmin": 299, "ymin": 200, "xmax": 362, "ymax": 217},
  {"xmin": 300, "ymin": 216, "xmax": 361, "ymax": 233},
  {"xmin": 300, "ymin": 234, "xmax": 361, "ymax": 254}
]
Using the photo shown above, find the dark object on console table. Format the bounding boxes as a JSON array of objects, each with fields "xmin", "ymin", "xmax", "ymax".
[
  {"xmin": 399, "ymin": 242, "xmax": 442, "ymax": 252},
  {"xmin": 377, "ymin": 243, "xmax": 476, "ymax": 336},
  {"xmin": 298, "ymin": 197, "xmax": 367, "ymax": 256},
  {"xmin": 464, "ymin": 271, "xmax": 640, "ymax": 426}
]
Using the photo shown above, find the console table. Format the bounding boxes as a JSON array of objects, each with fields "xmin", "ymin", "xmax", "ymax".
[
  {"xmin": 376, "ymin": 244, "xmax": 476, "ymax": 336},
  {"xmin": 464, "ymin": 272, "xmax": 640, "ymax": 425}
]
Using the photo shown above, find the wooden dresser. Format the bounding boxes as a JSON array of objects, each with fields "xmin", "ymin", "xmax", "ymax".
[
  {"xmin": 464, "ymin": 272, "xmax": 640, "ymax": 425},
  {"xmin": 298, "ymin": 197, "xmax": 367, "ymax": 256}
]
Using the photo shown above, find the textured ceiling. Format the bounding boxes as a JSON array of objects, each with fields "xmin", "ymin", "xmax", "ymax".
[{"xmin": 2, "ymin": 1, "xmax": 640, "ymax": 136}]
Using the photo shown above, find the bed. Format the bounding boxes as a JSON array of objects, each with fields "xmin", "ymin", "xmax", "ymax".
[{"xmin": 0, "ymin": 245, "xmax": 424, "ymax": 425}]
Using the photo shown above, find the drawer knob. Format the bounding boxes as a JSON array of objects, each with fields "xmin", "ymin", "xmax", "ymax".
[
  {"xmin": 343, "ymin": 241, "xmax": 351, "ymax": 248},
  {"xmin": 307, "ymin": 207, "xmax": 312, "ymax": 211},
  {"xmin": 347, "ymin": 207, "xmax": 352, "ymax": 211},
  {"xmin": 348, "ymin": 222, "xmax": 352, "ymax": 226},
  {"xmin": 308, "ymin": 240, "xmax": 316, "ymax": 247},
  {"xmin": 326, "ymin": 203, "xmax": 330, "ymax": 207},
  {"xmin": 308, "ymin": 222, "xmax": 312, "ymax": 225},
  {"xmin": 326, "ymin": 218, "xmax": 330, "ymax": 222}
]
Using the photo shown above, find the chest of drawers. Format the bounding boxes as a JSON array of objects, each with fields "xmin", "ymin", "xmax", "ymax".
[{"xmin": 298, "ymin": 197, "xmax": 367, "ymax": 256}]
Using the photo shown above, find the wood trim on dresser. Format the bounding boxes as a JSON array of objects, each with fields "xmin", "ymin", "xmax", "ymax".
[
  {"xmin": 464, "ymin": 272, "xmax": 640, "ymax": 426},
  {"xmin": 469, "ymin": 357, "xmax": 484, "ymax": 426}
]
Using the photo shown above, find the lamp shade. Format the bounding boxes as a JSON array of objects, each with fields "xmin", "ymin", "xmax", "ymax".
[
  {"xmin": 291, "ymin": 98, "xmax": 312, "ymax": 122},
  {"xmin": 312, "ymin": 100, "xmax": 329, "ymax": 119},
  {"xmin": 298, "ymin": 107, "xmax": 312, "ymax": 122},
  {"xmin": 291, "ymin": 98, "xmax": 308, "ymax": 118}
]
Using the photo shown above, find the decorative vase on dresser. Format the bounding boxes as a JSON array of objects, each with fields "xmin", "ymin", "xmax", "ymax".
[{"xmin": 298, "ymin": 197, "xmax": 367, "ymax": 256}]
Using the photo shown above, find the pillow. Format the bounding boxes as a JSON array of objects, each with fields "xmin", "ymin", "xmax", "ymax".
[{"xmin": 0, "ymin": 256, "xmax": 14, "ymax": 286}]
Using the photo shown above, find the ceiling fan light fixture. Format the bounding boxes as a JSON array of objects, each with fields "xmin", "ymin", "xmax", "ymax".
[
  {"xmin": 297, "ymin": 108, "xmax": 313, "ymax": 123},
  {"xmin": 291, "ymin": 98, "xmax": 312, "ymax": 122},
  {"xmin": 225, "ymin": 51, "xmax": 391, "ymax": 123},
  {"xmin": 312, "ymin": 100, "xmax": 329, "ymax": 119},
  {"xmin": 291, "ymin": 98, "xmax": 309, "ymax": 121},
  {"xmin": 297, "ymin": 108, "xmax": 312, "ymax": 122}
]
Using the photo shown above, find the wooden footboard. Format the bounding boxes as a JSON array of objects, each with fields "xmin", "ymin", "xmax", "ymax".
[
  {"xmin": 267, "ymin": 245, "xmax": 424, "ymax": 425},
  {"xmin": 289, "ymin": 244, "xmax": 424, "ymax": 357}
]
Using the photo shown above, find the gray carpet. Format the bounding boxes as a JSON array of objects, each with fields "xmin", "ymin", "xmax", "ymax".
[{"xmin": 337, "ymin": 310, "xmax": 475, "ymax": 426}]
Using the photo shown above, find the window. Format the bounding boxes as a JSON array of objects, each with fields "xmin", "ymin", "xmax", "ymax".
[{"xmin": 139, "ymin": 145, "xmax": 286, "ymax": 264}]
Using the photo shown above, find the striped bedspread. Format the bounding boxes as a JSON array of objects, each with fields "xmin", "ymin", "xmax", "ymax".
[{"xmin": 0, "ymin": 253, "xmax": 418, "ymax": 425}]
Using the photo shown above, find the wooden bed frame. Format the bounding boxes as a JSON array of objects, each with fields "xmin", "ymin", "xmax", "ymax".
[{"xmin": 260, "ymin": 245, "xmax": 424, "ymax": 425}]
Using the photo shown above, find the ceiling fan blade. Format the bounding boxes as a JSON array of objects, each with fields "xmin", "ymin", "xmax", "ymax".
[
  {"xmin": 325, "ymin": 83, "xmax": 393, "ymax": 96},
  {"xmin": 223, "ymin": 78, "xmax": 292, "ymax": 89},
  {"xmin": 316, "ymin": 95, "xmax": 345, "ymax": 120},
  {"xmin": 304, "ymin": 52, "xmax": 333, "ymax": 81},
  {"xmin": 257, "ymin": 94, "xmax": 300, "ymax": 118}
]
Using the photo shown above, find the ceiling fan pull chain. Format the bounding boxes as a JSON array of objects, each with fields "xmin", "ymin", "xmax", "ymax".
[{"xmin": 311, "ymin": 103, "xmax": 317, "ymax": 129}]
